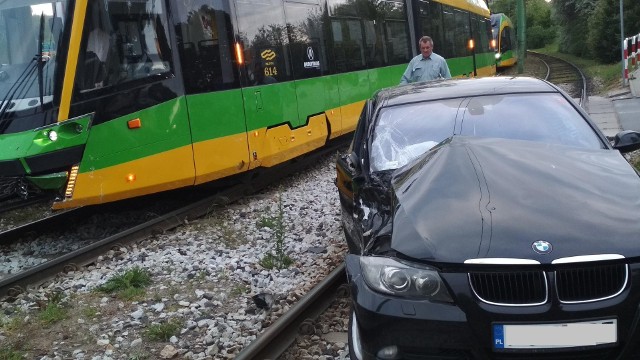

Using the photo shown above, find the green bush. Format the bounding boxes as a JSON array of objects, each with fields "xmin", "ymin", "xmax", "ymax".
[{"xmin": 527, "ymin": 25, "xmax": 556, "ymax": 49}]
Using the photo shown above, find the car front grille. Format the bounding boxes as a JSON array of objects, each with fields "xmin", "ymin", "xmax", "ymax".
[
  {"xmin": 556, "ymin": 263, "xmax": 628, "ymax": 303},
  {"xmin": 468, "ymin": 264, "xmax": 628, "ymax": 306},
  {"xmin": 468, "ymin": 271, "xmax": 547, "ymax": 306}
]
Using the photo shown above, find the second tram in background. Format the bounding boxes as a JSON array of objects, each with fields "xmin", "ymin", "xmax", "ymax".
[
  {"xmin": 0, "ymin": 0, "xmax": 496, "ymax": 210},
  {"xmin": 491, "ymin": 13, "xmax": 518, "ymax": 68}
]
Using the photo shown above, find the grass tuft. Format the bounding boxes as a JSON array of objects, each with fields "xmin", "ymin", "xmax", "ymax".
[
  {"xmin": 96, "ymin": 266, "xmax": 152, "ymax": 299},
  {"xmin": 0, "ymin": 347, "xmax": 24, "ymax": 360},
  {"xmin": 38, "ymin": 292, "xmax": 68, "ymax": 325},
  {"xmin": 145, "ymin": 319, "xmax": 181, "ymax": 342}
]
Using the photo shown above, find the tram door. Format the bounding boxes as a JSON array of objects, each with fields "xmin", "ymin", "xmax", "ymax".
[
  {"xmin": 234, "ymin": 0, "xmax": 302, "ymax": 168},
  {"xmin": 173, "ymin": 0, "xmax": 250, "ymax": 185},
  {"xmin": 283, "ymin": 1, "xmax": 340, "ymax": 130}
]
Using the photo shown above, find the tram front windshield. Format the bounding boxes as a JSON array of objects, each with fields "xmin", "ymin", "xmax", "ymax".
[{"xmin": 0, "ymin": 1, "xmax": 69, "ymax": 116}]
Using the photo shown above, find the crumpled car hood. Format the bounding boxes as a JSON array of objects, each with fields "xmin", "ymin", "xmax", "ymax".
[{"xmin": 388, "ymin": 136, "xmax": 640, "ymax": 264}]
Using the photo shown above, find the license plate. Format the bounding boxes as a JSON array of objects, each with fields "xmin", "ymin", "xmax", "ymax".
[{"xmin": 493, "ymin": 319, "xmax": 617, "ymax": 349}]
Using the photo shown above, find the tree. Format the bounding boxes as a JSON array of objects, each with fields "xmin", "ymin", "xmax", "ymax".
[
  {"xmin": 489, "ymin": 0, "xmax": 556, "ymax": 50},
  {"xmin": 551, "ymin": 0, "xmax": 597, "ymax": 56},
  {"xmin": 588, "ymin": 0, "xmax": 621, "ymax": 63}
]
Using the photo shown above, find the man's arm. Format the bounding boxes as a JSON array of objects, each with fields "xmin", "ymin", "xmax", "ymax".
[
  {"xmin": 441, "ymin": 59, "xmax": 451, "ymax": 79},
  {"xmin": 400, "ymin": 65, "xmax": 412, "ymax": 85},
  {"xmin": 399, "ymin": 57, "xmax": 415, "ymax": 85}
]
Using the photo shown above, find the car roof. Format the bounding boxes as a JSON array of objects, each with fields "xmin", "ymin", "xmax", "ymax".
[{"xmin": 376, "ymin": 76, "xmax": 559, "ymax": 107}]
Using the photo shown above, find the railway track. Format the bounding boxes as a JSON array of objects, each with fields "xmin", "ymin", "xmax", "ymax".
[
  {"xmin": 0, "ymin": 142, "xmax": 350, "ymax": 359},
  {"xmin": 0, "ymin": 195, "xmax": 52, "ymax": 216},
  {"xmin": 521, "ymin": 51, "xmax": 589, "ymax": 108},
  {"xmin": 0, "ymin": 191, "xmax": 231, "ymax": 299},
  {"xmin": 236, "ymin": 265, "xmax": 348, "ymax": 360},
  {"xmin": 0, "ymin": 145, "xmax": 335, "ymax": 299}
]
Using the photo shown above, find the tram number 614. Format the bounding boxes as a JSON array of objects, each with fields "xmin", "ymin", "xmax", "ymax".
[{"xmin": 264, "ymin": 66, "xmax": 278, "ymax": 76}]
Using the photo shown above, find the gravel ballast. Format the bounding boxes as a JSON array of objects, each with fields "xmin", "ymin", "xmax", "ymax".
[{"xmin": 0, "ymin": 152, "xmax": 350, "ymax": 360}]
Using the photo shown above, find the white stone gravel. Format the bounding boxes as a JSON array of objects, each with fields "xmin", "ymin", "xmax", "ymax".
[{"xmin": 0, "ymin": 152, "xmax": 351, "ymax": 359}]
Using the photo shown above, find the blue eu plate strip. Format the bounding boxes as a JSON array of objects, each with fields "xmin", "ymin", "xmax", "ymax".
[{"xmin": 493, "ymin": 324, "xmax": 505, "ymax": 349}]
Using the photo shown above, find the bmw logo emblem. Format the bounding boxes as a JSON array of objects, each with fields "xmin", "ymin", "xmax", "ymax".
[{"xmin": 532, "ymin": 240, "xmax": 553, "ymax": 254}]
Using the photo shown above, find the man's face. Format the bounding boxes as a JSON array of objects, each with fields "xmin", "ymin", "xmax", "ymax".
[{"xmin": 420, "ymin": 41, "xmax": 433, "ymax": 59}]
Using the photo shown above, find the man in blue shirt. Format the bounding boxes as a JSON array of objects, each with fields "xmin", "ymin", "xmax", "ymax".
[{"xmin": 400, "ymin": 36, "xmax": 451, "ymax": 84}]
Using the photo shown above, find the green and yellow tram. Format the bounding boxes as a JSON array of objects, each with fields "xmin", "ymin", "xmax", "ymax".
[
  {"xmin": 490, "ymin": 12, "xmax": 517, "ymax": 68},
  {"xmin": 0, "ymin": 0, "xmax": 495, "ymax": 209}
]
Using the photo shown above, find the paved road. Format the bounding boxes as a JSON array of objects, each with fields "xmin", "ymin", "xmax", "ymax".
[
  {"xmin": 587, "ymin": 68, "xmax": 640, "ymax": 138},
  {"xmin": 614, "ymin": 97, "xmax": 640, "ymax": 132}
]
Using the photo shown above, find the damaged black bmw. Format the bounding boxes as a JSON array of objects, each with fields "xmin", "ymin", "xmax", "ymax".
[{"xmin": 336, "ymin": 76, "xmax": 640, "ymax": 359}]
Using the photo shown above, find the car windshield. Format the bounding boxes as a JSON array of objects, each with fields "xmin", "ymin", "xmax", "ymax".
[
  {"xmin": 0, "ymin": 1, "xmax": 69, "ymax": 112},
  {"xmin": 370, "ymin": 93, "xmax": 603, "ymax": 172}
]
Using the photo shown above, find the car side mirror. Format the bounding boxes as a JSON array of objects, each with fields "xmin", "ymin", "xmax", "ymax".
[{"xmin": 612, "ymin": 130, "xmax": 640, "ymax": 153}]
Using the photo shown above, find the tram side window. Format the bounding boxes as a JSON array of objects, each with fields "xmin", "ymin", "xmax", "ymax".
[
  {"xmin": 483, "ymin": 18, "xmax": 493, "ymax": 53},
  {"xmin": 363, "ymin": 19, "xmax": 378, "ymax": 66},
  {"xmin": 500, "ymin": 27, "xmax": 510, "ymax": 53},
  {"xmin": 284, "ymin": 2, "xmax": 327, "ymax": 80},
  {"xmin": 470, "ymin": 15, "xmax": 479, "ymax": 52},
  {"xmin": 453, "ymin": 9, "xmax": 469, "ymax": 58},
  {"xmin": 0, "ymin": 12, "xmax": 6, "ymax": 64},
  {"xmin": 327, "ymin": 0, "xmax": 358, "ymax": 18},
  {"xmin": 441, "ymin": 6, "xmax": 455, "ymax": 59},
  {"xmin": 384, "ymin": 20, "xmax": 410, "ymax": 65},
  {"xmin": 379, "ymin": 0, "xmax": 410, "ymax": 66},
  {"xmin": 501, "ymin": 27, "xmax": 511, "ymax": 53},
  {"xmin": 419, "ymin": 1, "xmax": 445, "ymax": 58},
  {"xmin": 359, "ymin": 3, "xmax": 383, "ymax": 67},
  {"xmin": 174, "ymin": 0, "xmax": 240, "ymax": 93},
  {"xmin": 330, "ymin": 19, "xmax": 367, "ymax": 72},
  {"xmin": 77, "ymin": 0, "xmax": 172, "ymax": 93},
  {"xmin": 235, "ymin": 0, "xmax": 292, "ymax": 86},
  {"xmin": 471, "ymin": 15, "xmax": 489, "ymax": 54}
]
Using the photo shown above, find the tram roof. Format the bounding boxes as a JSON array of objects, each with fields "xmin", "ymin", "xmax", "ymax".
[{"xmin": 435, "ymin": 0, "xmax": 490, "ymax": 17}]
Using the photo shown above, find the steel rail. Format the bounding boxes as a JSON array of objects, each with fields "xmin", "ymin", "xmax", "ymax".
[
  {"xmin": 528, "ymin": 51, "xmax": 588, "ymax": 109},
  {"xmin": 235, "ymin": 264, "xmax": 347, "ymax": 360},
  {"xmin": 0, "ymin": 195, "xmax": 51, "ymax": 215},
  {"xmin": 0, "ymin": 207, "xmax": 82, "ymax": 246}
]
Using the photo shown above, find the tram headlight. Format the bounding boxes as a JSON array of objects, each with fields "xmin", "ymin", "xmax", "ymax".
[
  {"xmin": 495, "ymin": 52, "xmax": 501, "ymax": 60},
  {"xmin": 47, "ymin": 130, "xmax": 58, "ymax": 142}
]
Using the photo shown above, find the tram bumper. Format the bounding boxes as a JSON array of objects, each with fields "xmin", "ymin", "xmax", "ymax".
[{"xmin": 0, "ymin": 114, "xmax": 92, "ymax": 195}]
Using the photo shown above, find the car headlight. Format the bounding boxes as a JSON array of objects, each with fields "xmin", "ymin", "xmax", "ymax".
[{"xmin": 360, "ymin": 256, "xmax": 453, "ymax": 302}]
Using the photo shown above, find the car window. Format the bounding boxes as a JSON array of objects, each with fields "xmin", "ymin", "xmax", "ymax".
[
  {"xmin": 458, "ymin": 93, "xmax": 603, "ymax": 149},
  {"xmin": 370, "ymin": 99, "xmax": 461, "ymax": 172}
]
